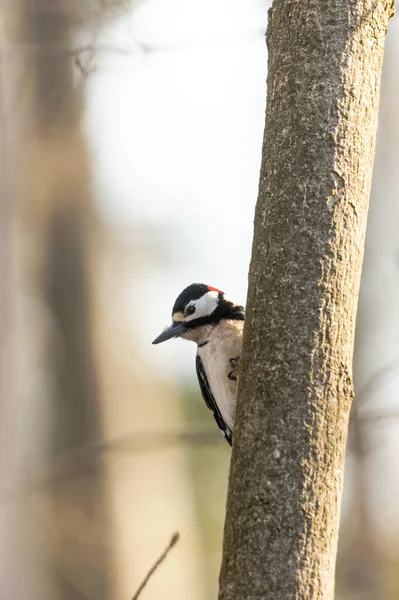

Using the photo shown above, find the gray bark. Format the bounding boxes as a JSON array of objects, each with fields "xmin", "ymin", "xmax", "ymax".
[{"xmin": 219, "ymin": 2, "xmax": 394, "ymax": 600}]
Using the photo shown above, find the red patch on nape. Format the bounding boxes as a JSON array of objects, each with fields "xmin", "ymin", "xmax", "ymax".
[{"xmin": 208, "ymin": 285, "xmax": 222, "ymax": 293}]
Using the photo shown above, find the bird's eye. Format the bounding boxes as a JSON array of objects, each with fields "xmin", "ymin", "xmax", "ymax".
[{"xmin": 185, "ymin": 305, "xmax": 196, "ymax": 316}]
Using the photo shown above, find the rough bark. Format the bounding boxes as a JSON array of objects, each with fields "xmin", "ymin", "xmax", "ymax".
[{"xmin": 219, "ymin": 2, "xmax": 394, "ymax": 600}]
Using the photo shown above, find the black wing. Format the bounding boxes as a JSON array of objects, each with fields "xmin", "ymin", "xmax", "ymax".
[{"xmin": 195, "ymin": 354, "xmax": 232, "ymax": 446}]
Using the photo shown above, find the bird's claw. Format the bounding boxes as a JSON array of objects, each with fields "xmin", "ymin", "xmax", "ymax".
[
  {"xmin": 228, "ymin": 357, "xmax": 240, "ymax": 381},
  {"xmin": 229, "ymin": 357, "xmax": 239, "ymax": 369}
]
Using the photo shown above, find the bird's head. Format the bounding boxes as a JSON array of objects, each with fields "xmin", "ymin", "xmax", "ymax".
[{"xmin": 152, "ymin": 283, "xmax": 244, "ymax": 345}]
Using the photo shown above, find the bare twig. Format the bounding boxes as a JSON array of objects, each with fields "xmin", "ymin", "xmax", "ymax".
[
  {"xmin": 73, "ymin": 39, "xmax": 99, "ymax": 83},
  {"xmin": 0, "ymin": 428, "xmax": 223, "ymax": 504},
  {"xmin": 355, "ymin": 355, "xmax": 399, "ymax": 407},
  {"xmin": 74, "ymin": 53, "xmax": 97, "ymax": 78},
  {"xmin": 132, "ymin": 532, "xmax": 180, "ymax": 600},
  {"xmin": 2, "ymin": 42, "xmax": 131, "ymax": 56}
]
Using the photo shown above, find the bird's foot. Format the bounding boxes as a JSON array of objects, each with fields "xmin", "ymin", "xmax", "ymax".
[
  {"xmin": 229, "ymin": 357, "xmax": 239, "ymax": 369},
  {"xmin": 228, "ymin": 357, "xmax": 240, "ymax": 381}
]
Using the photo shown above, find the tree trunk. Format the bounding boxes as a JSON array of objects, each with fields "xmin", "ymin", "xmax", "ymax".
[
  {"xmin": 14, "ymin": 1, "xmax": 111, "ymax": 597},
  {"xmin": 0, "ymin": 12, "xmax": 28, "ymax": 597},
  {"xmin": 219, "ymin": 2, "xmax": 394, "ymax": 600}
]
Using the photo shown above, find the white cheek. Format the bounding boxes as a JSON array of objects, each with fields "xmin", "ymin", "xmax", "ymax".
[{"xmin": 185, "ymin": 291, "xmax": 219, "ymax": 321}]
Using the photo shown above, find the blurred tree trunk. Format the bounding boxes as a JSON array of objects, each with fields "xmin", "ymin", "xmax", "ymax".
[
  {"xmin": 14, "ymin": 1, "xmax": 111, "ymax": 598},
  {"xmin": 0, "ymin": 11, "xmax": 28, "ymax": 597},
  {"xmin": 219, "ymin": 2, "xmax": 394, "ymax": 600},
  {"xmin": 337, "ymin": 10, "xmax": 399, "ymax": 600}
]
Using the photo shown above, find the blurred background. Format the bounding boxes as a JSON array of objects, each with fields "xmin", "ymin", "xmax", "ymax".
[{"xmin": 0, "ymin": 1, "xmax": 398, "ymax": 599}]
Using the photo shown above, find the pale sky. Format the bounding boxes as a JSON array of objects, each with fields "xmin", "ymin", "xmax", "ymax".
[{"xmin": 84, "ymin": 0, "xmax": 269, "ymax": 376}]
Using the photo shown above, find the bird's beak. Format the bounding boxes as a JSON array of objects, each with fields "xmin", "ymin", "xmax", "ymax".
[{"xmin": 152, "ymin": 322, "xmax": 186, "ymax": 344}]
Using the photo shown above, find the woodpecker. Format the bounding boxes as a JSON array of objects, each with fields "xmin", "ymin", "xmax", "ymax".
[{"xmin": 152, "ymin": 283, "xmax": 244, "ymax": 445}]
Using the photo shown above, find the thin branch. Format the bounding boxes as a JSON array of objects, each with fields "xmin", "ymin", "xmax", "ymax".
[
  {"xmin": 355, "ymin": 354, "xmax": 399, "ymax": 407},
  {"xmin": 132, "ymin": 532, "xmax": 180, "ymax": 600},
  {"xmin": 0, "ymin": 428, "xmax": 223, "ymax": 504},
  {"xmin": 74, "ymin": 53, "xmax": 97, "ymax": 79},
  {"xmin": 2, "ymin": 42, "xmax": 131, "ymax": 56}
]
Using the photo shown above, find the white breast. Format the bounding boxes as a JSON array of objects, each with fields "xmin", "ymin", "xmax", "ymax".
[{"xmin": 197, "ymin": 320, "xmax": 244, "ymax": 432}]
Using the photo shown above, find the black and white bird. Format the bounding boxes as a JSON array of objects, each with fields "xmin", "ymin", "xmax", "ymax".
[{"xmin": 152, "ymin": 283, "xmax": 244, "ymax": 445}]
